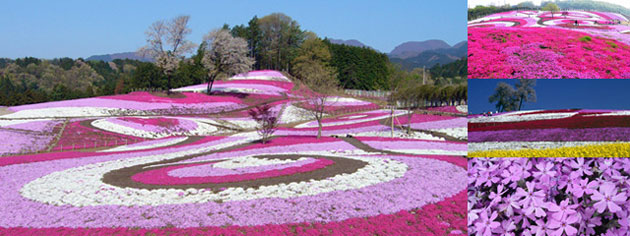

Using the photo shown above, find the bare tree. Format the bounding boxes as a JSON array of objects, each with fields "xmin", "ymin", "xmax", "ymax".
[
  {"xmin": 201, "ymin": 29, "xmax": 254, "ymax": 94},
  {"xmin": 297, "ymin": 62, "xmax": 339, "ymax": 139},
  {"xmin": 139, "ymin": 15, "xmax": 196, "ymax": 94}
]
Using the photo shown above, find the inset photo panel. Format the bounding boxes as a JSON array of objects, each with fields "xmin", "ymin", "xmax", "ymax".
[
  {"xmin": 468, "ymin": 157, "xmax": 630, "ymax": 235},
  {"xmin": 468, "ymin": 79, "xmax": 630, "ymax": 157},
  {"xmin": 468, "ymin": 0, "xmax": 630, "ymax": 79}
]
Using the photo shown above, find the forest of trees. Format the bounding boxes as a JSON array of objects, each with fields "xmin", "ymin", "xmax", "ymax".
[{"xmin": 0, "ymin": 13, "xmax": 466, "ymax": 106}]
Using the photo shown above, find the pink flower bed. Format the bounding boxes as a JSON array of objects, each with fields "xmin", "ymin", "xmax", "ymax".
[
  {"xmin": 394, "ymin": 114, "xmax": 455, "ymax": 126},
  {"xmin": 0, "ymin": 150, "xmax": 466, "ymax": 229},
  {"xmin": 0, "ymin": 189, "xmax": 466, "ymax": 235},
  {"xmin": 108, "ymin": 117, "xmax": 198, "ymax": 133},
  {"xmin": 0, "ymin": 136, "xmax": 226, "ymax": 167},
  {"xmin": 0, "ymin": 130, "xmax": 53, "ymax": 155},
  {"xmin": 426, "ymin": 106, "xmax": 462, "ymax": 113},
  {"xmin": 276, "ymin": 120, "xmax": 387, "ymax": 136},
  {"xmin": 8, "ymin": 93, "xmax": 245, "ymax": 113},
  {"xmin": 229, "ymin": 70, "xmax": 290, "ymax": 82},
  {"xmin": 5, "ymin": 120, "xmax": 61, "ymax": 133},
  {"xmin": 101, "ymin": 92, "xmax": 242, "ymax": 104},
  {"xmin": 409, "ymin": 117, "xmax": 467, "ymax": 130},
  {"xmin": 356, "ymin": 137, "xmax": 467, "ymax": 153}
]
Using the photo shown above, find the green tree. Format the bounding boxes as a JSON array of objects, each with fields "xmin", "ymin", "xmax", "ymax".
[
  {"xmin": 258, "ymin": 13, "xmax": 304, "ymax": 71},
  {"xmin": 542, "ymin": 3, "xmax": 560, "ymax": 17},
  {"xmin": 514, "ymin": 79, "xmax": 537, "ymax": 110},
  {"xmin": 292, "ymin": 32, "xmax": 332, "ymax": 81},
  {"xmin": 489, "ymin": 82, "xmax": 517, "ymax": 112}
]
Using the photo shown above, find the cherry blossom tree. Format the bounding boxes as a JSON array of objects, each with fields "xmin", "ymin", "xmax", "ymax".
[{"xmin": 201, "ymin": 29, "xmax": 254, "ymax": 94}]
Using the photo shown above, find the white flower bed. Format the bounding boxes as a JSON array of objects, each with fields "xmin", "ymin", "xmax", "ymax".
[
  {"xmin": 0, "ymin": 118, "xmax": 51, "ymax": 127},
  {"xmin": 431, "ymin": 127, "xmax": 468, "ymax": 140},
  {"xmin": 279, "ymin": 104, "xmax": 314, "ymax": 124},
  {"xmin": 455, "ymin": 105, "xmax": 468, "ymax": 113},
  {"xmin": 1, "ymin": 107, "xmax": 141, "ymax": 119},
  {"xmin": 468, "ymin": 112, "xmax": 577, "ymax": 123},
  {"xmin": 350, "ymin": 130, "xmax": 444, "ymax": 141},
  {"xmin": 583, "ymin": 111, "xmax": 630, "ymax": 117},
  {"xmin": 91, "ymin": 118, "xmax": 218, "ymax": 139},
  {"xmin": 100, "ymin": 137, "xmax": 189, "ymax": 152},
  {"xmin": 212, "ymin": 156, "xmax": 311, "ymax": 169},
  {"xmin": 295, "ymin": 109, "xmax": 405, "ymax": 128},
  {"xmin": 467, "ymin": 141, "xmax": 621, "ymax": 151}
]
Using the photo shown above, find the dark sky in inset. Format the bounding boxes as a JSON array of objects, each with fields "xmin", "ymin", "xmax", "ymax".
[{"xmin": 468, "ymin": 79, "xmax": 630, "ymax": 114}]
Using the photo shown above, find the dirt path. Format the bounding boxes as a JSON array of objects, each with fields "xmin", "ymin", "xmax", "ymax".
[
  {"xmin": 46, "ymin": 119, "xmax": 69, "ymax": 152},
  {"xmin": 0, "ymin": 107, "xmax": 12, "ymax": 116}
]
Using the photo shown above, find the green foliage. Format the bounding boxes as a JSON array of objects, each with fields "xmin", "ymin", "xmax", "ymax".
[
  {"xmin": 14, "ymin": 57, "xmax": 41, "ymax": 67},
  {"xmin": 392, "ymin": 83, "xmax": 467, "ymax": 108},
  {"xmin": 323, "ymin": 39, "xmax": 390, "ymax": 90},
  {"xmin": 579, "ymin": 36, "xmax": 592, "ymax": 42},
  {"xmin": 129, "ymin": 62, "xmax": 167, "ymax": 90},
  {"xmin": 430, "ymin": 57, "xmax": 467, "ymax": 79},
  {"xmin": 541, "ymin": 2, "xmax": 560, "ymax": 12},
  {"xmin": 552, "ymin": 0, "xmax": 630, "ymax": 16}
]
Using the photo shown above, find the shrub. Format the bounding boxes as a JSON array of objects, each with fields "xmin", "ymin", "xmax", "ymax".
[{"xmin": 248, "ymin": 104, "xmax": 279, "ymax": 144}]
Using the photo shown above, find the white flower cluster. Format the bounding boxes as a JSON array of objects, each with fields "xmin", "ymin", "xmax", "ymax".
[
  {"xmin": 212, "ymin": 156, "xmax": 310, "ymax": 169},
  {"xmin": 468, "ymin": 141, "xmax": 620, "ymax": 152},
  {"xmin": 100, "ymin": 137, "xmax": 189, "ymax": 152},
  {"xmin": 91, "ymin": 118, "xmax": 219, "ymax": 139}
]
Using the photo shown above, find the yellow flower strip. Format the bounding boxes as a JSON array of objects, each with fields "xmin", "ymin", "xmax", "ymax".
[{"xmin": 469, "ymin": 142, "xmax": 630, "ymax": 157}]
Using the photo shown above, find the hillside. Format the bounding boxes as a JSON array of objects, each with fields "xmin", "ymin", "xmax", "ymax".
[
  {"xmin": 388, "ymin": 40, "xmax": 452, "ymax": 59},
  {"xmin": 389, "ymin": 41, "xmax": 467, "ymax": 70},
  {"xmin": 86, "ymin": 52, "xmax": 154, "ymax": 62},
  {"xmin": 328, "ymin": 38, "xmax": 370, "ymax": 48}
]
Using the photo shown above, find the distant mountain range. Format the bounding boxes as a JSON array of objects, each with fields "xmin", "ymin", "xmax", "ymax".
[
  {"xmin": 86, "ymin": 52, "xmax": 153, "ymax": 62},
  {"xmin": 388, "ymin": 40, "xmax": 467, "ymax": 70},
  {"xmin": 328, "ymin": 38, "xmax": 370, "ymax": 48}
]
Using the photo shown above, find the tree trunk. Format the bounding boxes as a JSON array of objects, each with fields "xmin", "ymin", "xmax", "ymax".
[
  {"xmin": 207, "ymin": 74, "xmax": 216, "ymax": 95},
  {"xmin": 167, "ymin": 74, "xmax": 172, "ymax": 95},
  {"xmin": 407, "ymin": 108, "xmax": 412, "ymax": 134},
  {"xmin": 391, "ymin": 107, "xmax": 394, "ymax": 138},
  {"xmin": 317, "ymin": 119, "xmax": 322, "ymax": 139}
]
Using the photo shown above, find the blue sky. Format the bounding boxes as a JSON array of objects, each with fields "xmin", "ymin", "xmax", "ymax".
[
  {"xmin": 0, "ymin": 0, "xmax": 467, "ymax": 59},
  {"xmin": 469, "ymin": 79, "xmax": 630, "ymax": 114}
]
